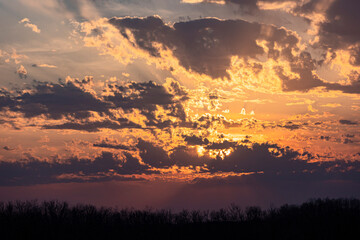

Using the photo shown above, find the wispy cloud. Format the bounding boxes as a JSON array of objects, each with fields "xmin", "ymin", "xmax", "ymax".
[
  {"xmin": 32, "ymin": 63, "xmax": 57, "ymax": 68},
  {"xmin": 19, "ymin": 18, "xmax": 41, "ymax": 33}
]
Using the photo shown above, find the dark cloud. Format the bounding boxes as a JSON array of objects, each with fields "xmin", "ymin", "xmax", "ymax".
[
  {"xmin": 320, "ymin": 136, "xmax": 331, "ymax": 141},
  {"xmin": 183, "ymin": 135, "xmax": 210, "ymax": 146},
  {"xmin": 294, "ymin": 0, "xmax": 323, "ymax": 14},
  {"xmin": 106, "ymin": 81, "xmax": 174, "ymax": 109},
  {"xmin": 137, "ymin": 139, "xmax": 173, "ymax": 168},
  {"xmin": 343, "ymin": 138, "xmax": 353, "ymax": 144},
  {"xmin": 205, "ymin": 143, "xmax": 309, "ymax": 173},
  {"xmin": 93, "ymin": 140, "xmax": 134, "ymax": 151},
  {"xmin": 316, "ymin": 0, "xmax": 360, "ymax": 51},
  {"xmin": 109, "ymin": 16, "xmax": 299, "ymax": 79},
  {"xmin": 205, "ymin": 140, "xmax": 238, "ymax": 150},
  {"xmin": 1, "ymin": 138, "xmax": 359, "ymax": 186},
  {"xmin": 276, "ymin": 51, "xmax": 324, "ymax": 92},
  {"xmin": 296, "ymin": 0, "xmax": 360, "ymax": 64},
  {"xmin": 0, "ymin": 89, "xmax": 15, "ymax": 111},
  {"xmin": 182, "ymin": 134, "xmax": 238, "ymax": 149},
  {"xmin": 349, "ymin": 46, "xmax": 360, "ymax": 66},
  {"xmin": 2, "ymin": 146, "xmax": 14, "ymax": 151},
  {"xmin": 278, "ymin": 121, "xmax": 302, "ymax": 130},
  {"xmin": 43, "ymin": 119, "xmax": 142, "ymax": 132},
  {"xmin": 0, "ymin": 79, "xmax": 188, "ymax": 131},
  {"xmin": 135, "ymin": 139, "xmax": 359, "ymax": 177},
  {"xmin": 106, "ymin": 80, "xmax": 188, "ymax": 124},
  {"xmin": 0, "ymin": 151, "xmax": 152, "ymax": 186},
  {"xmin": 190, "ymin": 114, "xmax": 261, "ymax": 130},
  {"xmin": 276, "ymin": 51, "xmax": 360, "ymax": 93},
  {"xmin": 109, "ymin": 15, "xmax": 360, "ymax": 94},
  {"xmin": 339, "ymin": 119, "xmax": 358, "ymax": 125},
  {"xmin": 0, "ymin": 119, "xmax": 20, "ymax": 130},
  {"xmin": 6, "ymin": 79, "xmax": 110, "ymax": 119},
  {"xmin": 323, "ymin": 78, "xmax": 360, "ymax": 94},
  {"xmin": 287, "ymin": 0, "xmax": 360, "ymax": 93}
]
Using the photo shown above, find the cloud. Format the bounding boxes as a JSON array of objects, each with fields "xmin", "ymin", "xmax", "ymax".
[
  {"xmin": 135, "ymin": 138, "xmax": 359, "ymax": 177},
  {"xmin": 321, "ymin": 103, "xmax": 341, "ymax": 108},
  {"xmin": 105, "ymin": 15, "xmax": 360, "ymax": 94},
  {"xmin": 297, "ymin": 0, "xmax": 360, "ymax": 51},
  {"xmin": 275, "ymin": 51, "xmax": 323, "ymax": 92},
  {"xmin": 0, "ymin": 136, "xmax": 359, "ymax": 186},
  {"xmin": 339, "ymin": 119, "xmax": 358, "ymax": 125},
  {"xmin": 137, "ymin": 138, "xmax": 174, "ymax": 168},
  {"xmin": 0, "ymin": 89, "xmax": 15, "ymax": 111},
  {"xmin": 108, "ymin": 16, "xmax": 300, "ymax": 79},
  {"xmin": 276, "ymin": 51, "xmax": 360, "ymax": 94},
  {"xmin": 183, "ymin": 135, "xmax": 210, "ymax": 146},
  {"xmin": 323, "ymin": 78, "xmax": 360, "ymax": 94},
  {"xmin": 12, "ymin": 78, "xmax": 110, "ymax": 119},
  {"xmin": 2, "ymin": 146, "xmax": 14, "ymax": 151},
  {"xmin": 104, "ymin": 80, "xmax": 188, "ymax": 124},
  {"xmin": 0, "ymin": 151, "xmax": 152, "ymax": 186},
  {"xmin": 205, "ymin": 140, "xmax": 238, "ymax": 150},
  {"xmin": 32, "ymin": 64, "xmax": 57, "ymax": 68},
  {"xmin": 19, "ymin": 18, "xmax": 41, "ymax": 33},
  {"xmin": 93, "ymin": 139, "xmax": 134, "ymax": 151},
  {"xmin": 43, "ymin": 119, "xmax": 142, "ymax": 132},
  {"xmin": 0, "ymin": 77, "xmax": 189, "ymax": 131},
  {"xmin": 277, "ymin": 121, "xmax": 302, "ymax": 130},
  {"xmin": 16, "ymin": 65, "xmax": 28, "ymax": 79},
  {"xmin": 295, "ymin": 0, "xmax": 360, "ymax": 76},
  {"xmin": 0, "ymin": 49, "xmax": 28, "ymax": 64}
]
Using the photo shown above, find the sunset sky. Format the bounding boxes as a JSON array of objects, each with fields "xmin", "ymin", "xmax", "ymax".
[{"xmin": 0, "ymin": 0, "xmax": 359, "ymax": 210}]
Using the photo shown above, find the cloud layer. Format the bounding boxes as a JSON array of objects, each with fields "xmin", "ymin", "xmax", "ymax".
[{"xmin": 1, "ymin": 138, "xmax": 359, "ymax": 186}]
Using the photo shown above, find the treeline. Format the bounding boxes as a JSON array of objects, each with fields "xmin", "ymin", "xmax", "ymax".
[{"xmin": 0, "ymin": 198, "xmax": 359, "ymax": 239}]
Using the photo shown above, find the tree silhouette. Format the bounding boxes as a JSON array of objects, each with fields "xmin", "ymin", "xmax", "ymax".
[{"xmin": 0, "ymin": 198, "xmax": 359, "ymax": 239}]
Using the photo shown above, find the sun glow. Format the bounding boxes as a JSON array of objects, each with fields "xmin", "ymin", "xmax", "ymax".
[{"xmin": 197, "ymin": 146, "xmax": 206, "ymax": 157}]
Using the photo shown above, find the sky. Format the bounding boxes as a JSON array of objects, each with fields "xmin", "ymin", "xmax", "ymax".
[{"xmin": 0, "ymin": 0, "xmax": 359, "ymax": 210}]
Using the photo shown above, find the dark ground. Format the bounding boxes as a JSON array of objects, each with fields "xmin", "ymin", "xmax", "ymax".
[{"xmin": 1, "ymin": 198, "xmax": 359, "ymax": 239}]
